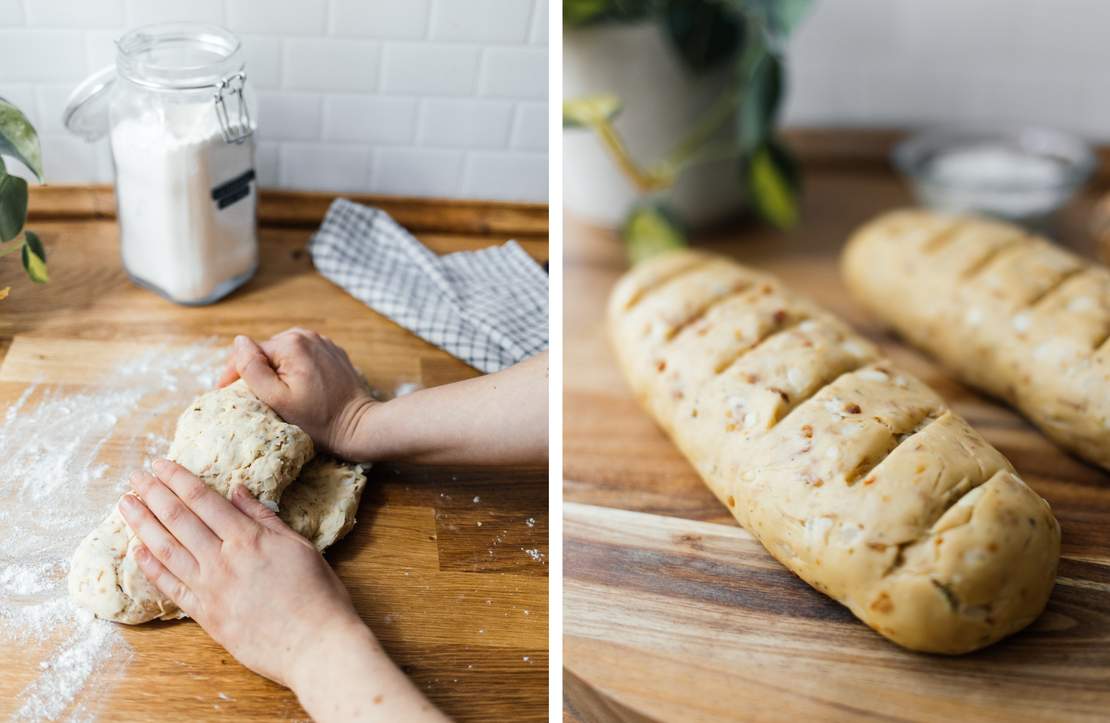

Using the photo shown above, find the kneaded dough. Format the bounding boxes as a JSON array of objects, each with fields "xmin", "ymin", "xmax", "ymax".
[
  {"xmin": 168, "ymin": 380, "xmax": 313, "ymax": 505},
  {"xmin": 69, "ymin": 380, "xmax": 367, "ymax": 624},
  {"xmin": 280, "ymin": 457, "xmax": 368, "ymax": 551},
  {"xmin": 67, "ymin": 508, "xmax": 180, "ymax": 624}
]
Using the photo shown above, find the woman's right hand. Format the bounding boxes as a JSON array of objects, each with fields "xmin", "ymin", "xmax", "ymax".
[{"xmin": 217, "ymin": 329, "xmax": 378, "ymax": 460}]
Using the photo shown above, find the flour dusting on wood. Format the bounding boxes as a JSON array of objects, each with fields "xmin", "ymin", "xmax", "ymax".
[{"xmin": 0, "ymin": 340, "xmax": 227, "ymax": 721}]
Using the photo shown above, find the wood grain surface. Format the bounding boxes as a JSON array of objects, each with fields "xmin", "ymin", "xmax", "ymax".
[
  {"xmin": 24, "ymin": 184, "xmax": 550, "ymax": 237},
  {"xmin": 563, "ymin": 167, "xmax": 1110, "ymax": 722},
  {"xmin": 0, "ymin": 188, "xmax": 549, "ymax": 722}
]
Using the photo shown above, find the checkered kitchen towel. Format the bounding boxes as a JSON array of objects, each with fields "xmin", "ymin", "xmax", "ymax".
[{"xmin": 309, "ymin": 198, "xmax": 548, "ymax": 373}]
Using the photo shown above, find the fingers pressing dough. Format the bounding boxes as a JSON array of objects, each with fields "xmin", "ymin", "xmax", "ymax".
[{"xmin": 69, "ymin": 381, "xmax": 367, "ymax": 624}]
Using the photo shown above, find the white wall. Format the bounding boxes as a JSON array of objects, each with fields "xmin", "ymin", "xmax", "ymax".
[
  {"xmin": 784, "ymin": 0, "xmax": 1110, "ymax": 141},
  {"xmin": 0, "ymin": 0, "xmax": 549, "ymax": 202}
]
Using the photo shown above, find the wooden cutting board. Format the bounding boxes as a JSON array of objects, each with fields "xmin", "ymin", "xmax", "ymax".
[
  {"xmin": 0, "ymin": 187, "xmax": 549, "ymax": 722},
  {"xmin": 563, "ymin": 167, "xmax": 1110, "ymax": 722}
]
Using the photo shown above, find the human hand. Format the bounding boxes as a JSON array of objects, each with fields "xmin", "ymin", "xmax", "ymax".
[
  {"xmin": 217, "ymin": 328, "xmax": 377, "ymax": 459},
  {"xmin": 117, "ymin": 458, "xmax": 365, "ymax": 688}
]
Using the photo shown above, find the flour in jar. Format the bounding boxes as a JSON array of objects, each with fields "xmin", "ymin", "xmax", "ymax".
[{"xmin": 110, "ymin": 102, "xmax": 258, "ymax": 305}]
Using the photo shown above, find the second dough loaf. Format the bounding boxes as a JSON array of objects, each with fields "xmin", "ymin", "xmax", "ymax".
[
  {"xmin": 842, "ymin": 209, "xmax": 1110, "ymax": 470},
  {"xmin": 609, "ymin": 250, "xmax": 1059, "ymax": 654}
]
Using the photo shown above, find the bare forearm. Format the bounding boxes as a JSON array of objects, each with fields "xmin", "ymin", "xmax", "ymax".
[
  {"xmin": 291, "ymin": 618, "xmax": 448, "ymax": 723},
  {"xmin": 349, "ymin": 352, "xmax": 548, "ymax": 466}
]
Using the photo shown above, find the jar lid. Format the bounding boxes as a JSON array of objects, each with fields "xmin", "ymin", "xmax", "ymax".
[{"xmin": 63, "ymin": 65, "xmax": 116, "ymax": 142}]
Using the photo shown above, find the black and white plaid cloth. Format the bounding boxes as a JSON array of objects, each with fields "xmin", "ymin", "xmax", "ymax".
[{"xmin": 309, "ymin": 198, "xmax": 548, "ymax": 373}]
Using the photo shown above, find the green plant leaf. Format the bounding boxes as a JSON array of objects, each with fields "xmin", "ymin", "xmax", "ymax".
[
  {"xmin": 21, "ymin": 230, "xmax": 48, "ymax": 283},
  {"xmin": 564, "ymin": 0, "xmax": 611, "ymax": 25},
  {"xmin": 564, "ymin": 0, "xmax": 653, "ymax": 26},
  {"xmin": 0, "ymin": 98, "xmax": 43, "ymax": 182},
  {"xmin": 0, "ymin": 171, "xmax": 29, "ymax": 243},
  {"xmin": 763, "ymin": 0, "xmax": 815, "ymax": 41},
  {"xmin": 563, "ymin": 93, "xmax": 624, "ymax": 128},
  {"xmin": 737, "ymin": 53, "xmax": 782, "ymax": 153},
  {"xmin": 622, "ymin": 203, "xmax": 687, "ymax": 264},
  {"xmin": 745, "ymin": 140, "xmax": 799, "ymax": 229},
  {"xmin": 720, "ymin": 0, "xmax": 813, "ymax": 46},
  {"xmin": 662, "ymin": 0, "xmax": 744, "ymax": 72},
  {"xmin": 24, "ymin": 229, "xmax": 45, "ymax": 262}
]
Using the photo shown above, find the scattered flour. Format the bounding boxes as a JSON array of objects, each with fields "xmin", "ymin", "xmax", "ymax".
[{"xmin": 0, "ymin": 339, "xmax": 227, "ymax": 721}]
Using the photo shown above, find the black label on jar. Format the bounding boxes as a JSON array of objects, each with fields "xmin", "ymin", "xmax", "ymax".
[{"xmin": 211, "ymin": 169, "xmax": 256, "ymax": 210}]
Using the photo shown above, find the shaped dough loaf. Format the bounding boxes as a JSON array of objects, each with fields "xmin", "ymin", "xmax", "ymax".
[
  {"xmin": 70, "ymin": 380, "xmax": 326, "ymax": 623},
  {"xmin": 609, "ymin": 250, "xmax": 1060, "ymax": 653},
  {"xmin": 842, "ymin": 209, "xmax": 1110, "ymax": 470}
]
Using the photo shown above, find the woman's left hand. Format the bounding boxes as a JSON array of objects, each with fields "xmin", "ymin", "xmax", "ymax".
[{"xmin": 117, "ymin": 458, "xmax": 366, "ymax": 688}]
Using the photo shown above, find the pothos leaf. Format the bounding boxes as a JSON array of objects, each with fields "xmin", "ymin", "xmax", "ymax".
[
  {"xmin": 622, "ymin": 203, "xmax": 687, "ymax": 265},
  {"xmin": 737, "ymin": 52, "xmax": 783, "ymax": 153},
  {"xmin": 564, "ymin": 0, "xmax": 654, "ymax": 26},
  {"xmin": 0, "ymin": 171, "xmax": 29, "ymax": 243},
  {"xmin": 661, "ymin": 0, "xmax": 744, "ymax": 72},
  {"xmin": 0, "ymin": 98, "xmax": 43, "ymax": 182},
  {"xmin": 745, "ymin": 140, "xmax": 800, "ymax": 229},
  {"xmin": 763, "ymin": 0, "xmax": 815, "ymax": 42},
  {"xmin": 21, "ymin": 230, "xmax": 47, "ymax": 283},
  {"xmin": 720, "ymin": 0, "xmax": 814, "ymax": 48},
  {"xmin": 564, "ymin": 0, "xmax": 613, "ymax": 25},
  {"xmin": 24, "ymin": 229, "xmax": 45, "ymax": 262},
  {"xmin": 563, "ymin": 93, "xmax": 624, "ymax": 128}
]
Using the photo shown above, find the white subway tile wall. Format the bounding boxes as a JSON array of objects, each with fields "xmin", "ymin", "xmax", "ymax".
[
  {"xmin": 783, "ymin": 0, "xmax": 1110, "ymax": 140},
  {"xmin": 511, "ymin": 102, "xmax": 548, "ymax": 151},
  {"xmin": 0, "ymin": 0, "xmax": 548, "ymax": 202},
  {"xmin": 25, "ymin": 0, "xmax": 124, "ymax": 28}
]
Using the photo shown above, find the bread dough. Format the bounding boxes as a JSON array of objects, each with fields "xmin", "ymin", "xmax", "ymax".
[
  {"xmin": 168, "ymin": 380, "xmax": 313, "ymax": 505},
  {"xmin": 609, "ymin": 250, "xmax": 1060, "ymax": 654},
  {"xmin": 279, "ymin": 457, "xmax": 367, "ymax": 550},
  {"xmin": 843, "ymin": 209, "xmax": 1110, "ymax": 470},
  {"xmin": 69, "ymin": 380, "xmax": 366, "ymax": 624},
  {"xmin": 67, "ymin": 508, "xmax": 180, "ymax": 624}
]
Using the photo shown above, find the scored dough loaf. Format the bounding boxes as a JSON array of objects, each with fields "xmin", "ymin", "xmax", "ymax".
[
  {"xmin": 70, "ymin": 380, "xmax": 314, "ymax": 623},
  {"xmin": 609, "ymin": 250, "xmax": 1060, "ymax": 654},
  {"xmin": 842, "ymin": 209, "xmax": 1110, "ymax": 470}
]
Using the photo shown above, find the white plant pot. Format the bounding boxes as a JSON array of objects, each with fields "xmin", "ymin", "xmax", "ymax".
[{"xmin": 564, "ymin": 23, "xmax": 746, "ymax": 229}]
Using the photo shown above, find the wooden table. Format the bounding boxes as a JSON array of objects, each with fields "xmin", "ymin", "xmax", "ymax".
[
  {"xmin": 0, "ymin": 187, "xmax": 549, "ymax": 722},
  {"xmin": 564, "ymin": 164, "xmax": 1110, "ymax": 721}
]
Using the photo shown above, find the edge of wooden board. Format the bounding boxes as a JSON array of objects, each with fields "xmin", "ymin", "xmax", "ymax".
[
  {"xmin": 26, "ymin": 185, "xmax": 550, "ymax": 236},
  {"xmin": 784, "ymin": 128, "xmax": 1110, "ymax": 187}
]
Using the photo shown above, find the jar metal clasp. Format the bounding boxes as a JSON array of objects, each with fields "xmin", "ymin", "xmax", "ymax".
[{"xmin": 213, "ymin": 71, "xmax": 252, "ymax": 144}]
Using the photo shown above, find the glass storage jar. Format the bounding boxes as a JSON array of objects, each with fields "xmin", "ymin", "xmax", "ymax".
[{"xmin": 64, "ymin": 23, "xmax": 259, "ymax": 305}]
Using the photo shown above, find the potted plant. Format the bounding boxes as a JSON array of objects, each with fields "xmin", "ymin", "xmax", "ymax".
[
  {"xmin": 0, "ymin": 97, "xmax": 47, "ymax": 300},
  {"xmin": 564, "ymin": 0, "xmax": 812, "ymax": 261}
]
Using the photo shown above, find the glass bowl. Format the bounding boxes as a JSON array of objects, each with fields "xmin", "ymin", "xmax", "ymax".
[{"xmin": 893, "ymin": 126, "xmax": 1095, "ymax": 227}]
